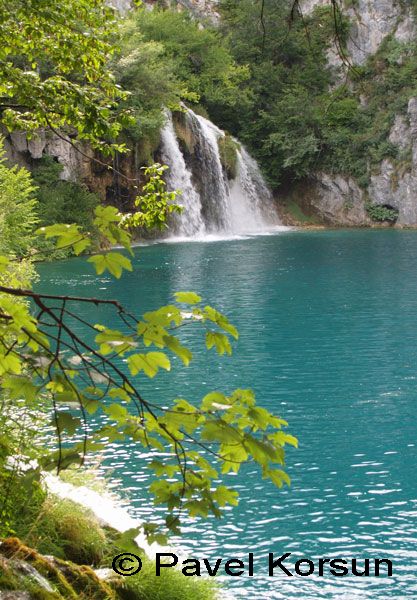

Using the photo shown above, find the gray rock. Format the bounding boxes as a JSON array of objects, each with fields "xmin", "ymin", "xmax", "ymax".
[
  {"xmin": 346, "ymin": 0, "xmax": 401, "ymax": 65},
  {"xmin": 27, "ymin": 132, "xmax": 46, "ymax": 160},
  {"xmin": 308, "ymin": 173, "xmax": 370, "ymax": 226},
  {"xmin": 10, "ymin": 559, "xmax": 54, "ymax": 593},
  {"xmin": 106, "ymin": 0, "xmax": 132, "ymax": 12},
  {"xmin": 368, "ymin": 97, "xmax": 417, "ymax": 226},
  {"xmin": 389, "ymin": 114, "xmax": 411, "ymax": 152},
  {"xmin": 9, "ymin": 132, "xmax": 28, "ymax": 154},
  {"xmin": 300, "ymin": 0, "xmax": 415, "ymax": 65}
]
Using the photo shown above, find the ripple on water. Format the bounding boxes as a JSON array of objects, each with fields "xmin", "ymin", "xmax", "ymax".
[{"xmin": 37, "ymin": 230, "xmax": 417, "ymax": 599}]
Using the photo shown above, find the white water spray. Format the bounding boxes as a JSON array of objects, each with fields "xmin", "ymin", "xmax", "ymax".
[{"xmin": 159, "ymin": 108, "xmax": 283, "ymax": 239}]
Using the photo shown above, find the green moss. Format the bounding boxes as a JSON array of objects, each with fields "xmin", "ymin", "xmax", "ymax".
[
  {"xmin": 172, "ymin": 110, "xmax": 195, "ymax": 155},
  {"xmin": 218, "ymin": 134, "xmax": 239, "ymax": 180},
  {"xmin": 0, "ymin": 537, "xmax": 77, "ymax": 598},
  {"xmin": 0, "ymin": 556, "xmax": 20, "ymax": 590},
  {"xmin": 283, "ymin": 199, "xmax": 321, "ymax": 225}
]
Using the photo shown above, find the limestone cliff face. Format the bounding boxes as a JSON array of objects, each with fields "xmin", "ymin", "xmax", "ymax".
[
  {"xmin": 368, "ymin": 98, "xmax": 417, "ymax": 226},
  {"xmin": 107, "ymin": 0, "xmax": 132, "ymax": 12},
  {"xmin": 345, "ymin": 0, "xmax": 414, "ymax": 65},
  {"xmin": 283, "ymin": 0, "xmax": 417, "ymax": 227},
  {"xmin": 3, "ymin": 129, "xmax": 142, "ymax": 210},
  {"xmin": 285, "ymin": 97, "xmax": 417, "ymax": 227},
  {"xmin": 301, "ymin": 0, "xmax": 415, "ymax": 65}
]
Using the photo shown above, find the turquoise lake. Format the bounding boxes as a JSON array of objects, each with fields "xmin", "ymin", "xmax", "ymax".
[{"xmin": 38, "ymin": 229, "xmax": 417, "ymax": 600}]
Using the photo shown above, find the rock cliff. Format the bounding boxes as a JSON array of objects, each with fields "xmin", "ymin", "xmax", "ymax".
[{"xmin": 284, "ymin": 0, "xmax": 417, "ymax": 227}]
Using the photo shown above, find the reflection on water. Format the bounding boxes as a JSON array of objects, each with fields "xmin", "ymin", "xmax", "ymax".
[{"xmin": 38, "ymin": 230, "xmax": 417, "ymax": 599}]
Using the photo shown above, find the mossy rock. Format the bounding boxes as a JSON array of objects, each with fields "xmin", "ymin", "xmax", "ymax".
[
  {"xmin": 172, "ymin": 111, "xmax": 196, "ymax": 154},
  {"xmin": 218, "ymin": 134, "xmax": 239, "ymax": 180},
  {"xmin": 0, "ymin": 538, "xmax": 117, "ymax": 600}
]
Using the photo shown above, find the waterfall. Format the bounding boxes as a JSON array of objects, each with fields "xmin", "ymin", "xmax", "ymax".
[
  {"xmin": 184, "ymin": 110, "xmax": 233, "ymax": 232},
  {"xmin": 230, "ymin": 146, "xmax": 279, "ymax": 233},
  {"xmin": 160, "ymin": 113, "xmax": 206, "ymax": 237},
  {"xmin": 159, "ymin": 108, "xmax": 282, "ymax": 239}
]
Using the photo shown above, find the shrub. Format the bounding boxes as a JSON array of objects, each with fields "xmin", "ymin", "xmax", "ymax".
[{"xmin": 365, "ymin": 202, "xmax": 399, "ymax": 222}]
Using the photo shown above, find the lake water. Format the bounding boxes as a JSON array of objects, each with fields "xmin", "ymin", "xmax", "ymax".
[{"xmin": 38, "ymin": 229, "xmax": 417, "ymax": 599}]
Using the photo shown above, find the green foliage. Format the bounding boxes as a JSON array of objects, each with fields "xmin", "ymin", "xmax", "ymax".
[
  {"xmin": 33, "ymin": 159, "xmax": 100, "ymax": 230},
  {"xmin": 365, "ymin": 203, "xmax": 399, "ymax": 222},
  {"xmin": 316, "ymin": 36, "xmax": 417, "ymax": 186},
  {"xmin": 215, "ymin": 0, "xmax": 337, "ymax": 187},
  {"xmin": 0, "ymin": 140, "xmax": 39, "ymax": 257},
  {"xmin": 122, "ymin": 163, "xmax": 183, "ymax": 230},
  {"xmin": 0, "ymin": 390, "xmax": 45, "ymax": 538},
  {"xmin": 32, "ymin": 158, "xmax": 100, "ymax": 258},
  {"xmin": 0, "ymin": 0, "xmax": 296, "ymax": 555},
  {"xmin": 0, "ymin": 0, "xmax": 131, "ymax": 153},
  {"xmin": 114, "ymin": 18, "xmax": 180, "ymax": 143},
  {"xmin": 119, "ymin": 6, "xmax": 248, "ymax": 123}
]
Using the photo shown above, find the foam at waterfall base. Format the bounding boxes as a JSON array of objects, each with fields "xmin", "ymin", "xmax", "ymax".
[
  {"xmin": 131, "ymin": 226, "xmax": 294, "ymax": 248},
  {"xmin": 163, "ymin": 225, "xmax": 293, "ymax": 243}
]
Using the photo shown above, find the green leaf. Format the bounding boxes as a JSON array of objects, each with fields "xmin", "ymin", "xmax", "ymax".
[
  {"xmin": 212, "ymin": 485, "xmax": 239, "ymax": 507},
  {"xmin": 264, "ymin": 468, "xmax": 291, "ymax": 488},
  {"xmin": 206, "ymin": 331, "xmax": 232, "ymax": 355},
  {"xmin": 88, "ymin": 252, "xmax": 132, "ymax": 278},
  {"xmin": 0, "ymin": 353, "xmax": 21, "ymax": 376},
  {"xmin": 202, "ymin": 419, "xmax": 241, "ymax": 443},
  {"xmin": 174, "ymin": 291, "xmax": 202, "ymax": 305},
  {"xmin": 244, "ymin": 435, "xmax": 284, "ymax": 466},
  {"xmin": 113, "ymin": 528, "xmax": 142, "ymax": 554},
  {"xmin": 164, "ymin": 335, "xmax": 192, "ymax": 366},
  {"xmin": 201, "ymin": 392, "xmax": 230, "ymax": 411},
  {"xmin": 2, "ymin": 375, "xmax": 39, "ymax": 403},
  {"xmin": 127, "ymin": 352, "xmax": 171, "ymax": 378},
  {"xmin": 105, "ymin": 403, "xmax": 129, "ymax": 422},
  {"xmin": 0, "ymin": 256, "xmax": 9, "ymax": 273},
  {"xmin": 55, "ymin": 413, "xmax": 82, "ymax": 435},
  {"xmin": 37, "ymin": 224, "xmax": 91, "ymax": 255}
]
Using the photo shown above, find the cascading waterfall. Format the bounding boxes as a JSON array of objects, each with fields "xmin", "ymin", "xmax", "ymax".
[
  {"xmin": 184, "ymin": 110, "xmax": 233, "ymax": 232},
  {"xmin": 159, "ymin": 108, "xmax": 282, "ymax": 238},
  {"xmin": 230, "ymin": 146, "xmax": 279, "ymax": 232},
  {"xmin": 160, "ymin": 113, "xmax": 206, "ymax": 237}
]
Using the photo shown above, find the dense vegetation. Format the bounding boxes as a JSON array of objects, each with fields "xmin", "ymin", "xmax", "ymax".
[{"xmin": 112, "ymin": 1, "xmax": 417, "ymax": 194}]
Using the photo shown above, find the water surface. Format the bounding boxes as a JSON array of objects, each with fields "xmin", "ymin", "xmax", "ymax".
[{"xmin": 38, "ymin": 230, "xmax": 417, "ymax": 599}]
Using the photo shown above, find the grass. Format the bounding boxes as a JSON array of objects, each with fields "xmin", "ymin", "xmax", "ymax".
[
  {"xmin": 22, "ymin": 497, "xmax": 107, "ymax": 566},
  {"xmin": 119, "ymin": 558, "xmax": 218, "ymax": 600}
]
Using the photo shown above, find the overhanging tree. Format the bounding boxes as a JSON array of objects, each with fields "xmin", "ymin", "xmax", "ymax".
[{"xmin": 0, "ymin": 0, "xmax": 297, "ymax": 543}]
